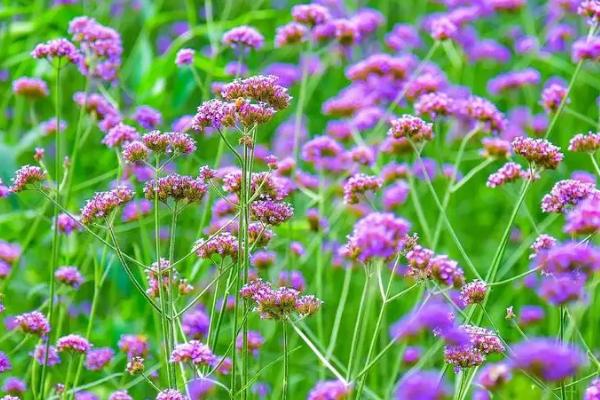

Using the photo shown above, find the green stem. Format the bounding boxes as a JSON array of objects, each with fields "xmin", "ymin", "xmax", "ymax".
[
  {"xmin": 589, "ymin": 153, "xmax": 600, "ymax": 177},
  {"xmin": 282, "ymin": 321, "xmax": 289, "ymax": 400},
  {"xmin": 326, "ymin": 266, "xmax": 352, "ymax": 358},
  {"xmin": 412, "ymin": 143, "xmax": 481, "ymax": 280},
  {"xmin": 450, "ymin": 158, "xmax": 494, "ymax": 193},
  {"xmin": 355, "ymin": 260, "xmax": 399, "ymax": 397},
  {"xmin": 167, "ymin": 202, "xmax": 179, "ymax": 387},
  {"xmin": 39, "ymin": 62, "xmax": 62, "ymax": 399},
  {"xmin": 544, "ymin": 61, "xmax": 583, "ymax": 140},
  {"xmin": 433, "ymin": 126, "xmax": 480, "ymax": 248},
  {"xmin": 346, "ymin": 270, "xmax": 370, "ymax": 381}
]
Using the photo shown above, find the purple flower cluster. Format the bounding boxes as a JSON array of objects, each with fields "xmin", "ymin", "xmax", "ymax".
[
  {"xmin": 222, "ymin": 26, "xmax": 264, "ymax": 50},
  {"xmin": 69, "ymin": 17, "xmax": 123, "ymax": 81},
  {"xmin": 569, "ymin": 132, "xmax": 600, "ymax": 152},
  {"xmin": 55, "ymin": 266, "xmax": 84, "ymax": 289},
  {"xmin": 541, "ymin": 179, "xmax": 597, "ymax": 213},
  {"xmin": 512, "ymin": 136, "xmax": 563, "ymax": 169},
  {"xmin": 341, "ymin": 212, "xmax": 410, "ymax": 263},
  {"xmin": 170, "ymin": 340, "xmax": 214, "ymax": 366},
  {"xmin": 565, "ymin": 195, "xmax": 600, "ymax": 235},
  {"xmin": 307, "ymin": 380, "xmax": 351, "ymax": 400},
  {"xmin": 15, "ymin": 311, "xmax": 50, "ymax": 336},
  {"xmin": 486, "ymin": 162, "xmax": 525, "ymax": 188},
  {"xmin": 240, "ymin": 279, "xmax": 321, "ymax": 320},
  {"xmin": 9, "ymin": 165, "xmax": 46, "ymax": 192},
  {"xmin": 388, "ymin": 115, "xmax": 433, "ymax": 143},
  {"xmin": 80, "ymin": 186, "xmax": 134, "ymax": 224},
  {"xmin": 31, "ymin": 38, "xmax": 81, "ymax": 64},
  {"xmin": 57, "ymin": 334, "xmax": 91, "ymax": 353},
  {"xmin": 487, "ymin": 68, "xmax": 540, "ymax": 95},
  {"xmin": 194, "ymin": 232, "xmax": 239, "ymax": 260},
  {"xmin": 250, "ymin": 200, "xmax": 294, "ymax": 225},
  {"xmin": 143, "ymin": 174, "xmax": 207, "ymax": 203},
  {"xmin": 85, "ymin": 347, "xmax": 114, "ymax": 371},
  {"xmin": 511, "ymin": 338, "xmax": 584, "ymax": 381},
  {"xmin": 343, "ymin": 173, "xmax": 383, "ymax": 204}
]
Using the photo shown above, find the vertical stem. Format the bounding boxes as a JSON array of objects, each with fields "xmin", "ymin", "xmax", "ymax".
[
  {"xmin": 39, "ymin": 62, "xmax": 62, "ymax": 399},
  {"xmin": 153, "ymin": 158, "xmax": 172, "ymax": 388},
  {"xmin": 168, "ymin": 202, "xmax": 179, "ymax": 387},
  {"xmin": 355, "ymin": 260, "xmax": 398, "ymax": 397},
  {"xmin": 326, "ymin": 266, "xmax": 352, "ymax": 358},
  {"xmin": 432, "ymin": 127, "xmax": 480, "ymax": 249},
  {"xmin": 589, "ymin": 153, "xmax": 600, "ymax": 177},
  {"xmin": 560, "ymin": 305, "xmax": 566, "ymax": 399},
  {"xmin": 346, "ymin": 270, "xmax": 371, "ymax": 381},
  {"xmin": 283, "ymin": 321, "xmax": 289, "ymax": 400}
]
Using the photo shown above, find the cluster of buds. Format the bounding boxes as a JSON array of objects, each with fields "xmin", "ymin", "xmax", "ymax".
[{"xmin": 240, "ymin": 279, "xmax": 322, "ymax": 320}]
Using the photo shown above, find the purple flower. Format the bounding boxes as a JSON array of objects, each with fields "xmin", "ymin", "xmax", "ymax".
[
  {"xmin": 341, "ymin": 212, "xmax": 410, "ymax": 262},
  {"xmin": 175, "ymin": 48, "xmax": 194, "ymax": 66},
  {"xmin": 569, "ymin": 132, "xmax": 600, "ymax": 153},
  {"xmin": 518, "ymin": 305, "xmax": 545, "ymax": 327},
  {"xmin": 222, "ymin": 26, "xmax": 264, "ymax": 50},
  {"xmin": 292, "ymin": 4, "xmax": 331, "ymax": 26},
  {"xmin": 487, "ymin": 162, "xmax": 525, "ymax": 188},
  {"xmin": 9, "ymin": 165, "xmax": 46, "ymax": 192},
  {"xmin": 170, "ymin": 340, "xmax": 214, "ymax": 366},
  {"xmin": 512, "ymin": 136, "xmax": 563, "ymax": 170},
  {"xmin": 156, "ymin": 389, "xmax": 188, "ymax": 400},
  {"xmin": 565, "ymin": 195, "xmax": 600, "ymax": 235},
  {"xmin": 0, "ymin": 352, "xmax": 11, "ymax": 373},
  {"xmin": 541, "ymin": 179, "xmax": 597, "ymax": 213},
  {"xmin": 80, "ymin": 186, "xmax": 133, "ymax": 225},
  {"xmin": 57, "ymin": 334, "xmax": 91, "ymax": 353},
  {"xmin": 275, "ymin": 22, "xmax": 308, "ymax": 47},
  {"xmin": 15, "ymin": 311, "xmax": 50, "ymax": 336},
  {"xmin": 134, "ymin": 106, "xmax": 162, "ymax": 130},
  {"xmin": 511, "ymin": 338, "xmax": 585, "ymax": 381},
  {"xmin": 32, "ymin": 38, "xmax": 81, "ymax": 64},
  {"xmin": 85, "ymin": 347, "xmax": 114, "ymax": 371},
  {"xmin": 383, "ymin": 181, "xmax": 409, "ymax": 210},
  {"xmin": 572, "ymin": 37, "xmax": 600, "ymax": 62},
  {"xmin": 182, "ymin": 307, "xmax": 210, "ymax": 339},
  {"xmin": 307, "ymin": 380, "xmax": 351, "ymax": 400},
  {"xmin": 343, "ymin": 173, "xmax": 383, "ymax": 204},
  {"xmin": 3, "ymin": 377, "xmax": 26, "ymax": 394},
  {"xmin": 55, "ymin": 266, "xmax": 84, "ymax": 289},
  {"xmin": 388, "ymin": 115, "xmax": 433, "ymax": 143},
  {"xmin": 487, "ymin": 68, "xmax": 540, "ymax": 95},
  {"xmin": 32, "ymin": 344, "xmax": 60, "ymax": 366},
  {"xmin": 394, "ymin": 370, "xmax": 449, "ymax": 400},
  {"xmin": 118, "ymin": 334, "xmax": 148, "ymax": 358}
]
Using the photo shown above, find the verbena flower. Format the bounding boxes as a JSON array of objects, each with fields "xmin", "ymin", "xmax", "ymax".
[
  {"xmin": 307, "ymin": 380, "xmax": 351, "ymax": 400},
  {"xmin": 250, "ymin": 200, "xmax": 294, "ymax": 225},
  {"xmin": 85, "ymin": 347, "xmax": 114, "ymax": 371},
  {"xmin": 568, "ymin": 132, "xmax": 600, "ymax": 153},
  {"xmin": 541, "ymin": 83, "xmax": 567, "ymax": 113},
  {"xmin": 222, "ymin": 26, "xmax": 264, "ymax": 50},
  {"xmin": 388, "ymin": 115, "xmax": 433, "ymax": 143},
  {"xmin": 512, "ymin": 136, "xmax": 563, "ymax": 169},
  {"xmin": 156, "ymin": 389, "xmax": 188, "ymax": 400},
  {"xmin": 541, "ymin": 179, "xmax": 597, "ymax": 213},
  {"xmin": 31, "ymin": 38, "xmax": 81, "ymax": 64},
  {"xmin": 55, "ymin": 266, "xmax": 84, "ymax": 289},
  {"xmin": 170, "ymin": 340, "xmax": 214, "ymax": 366},
  {"xmin": 12, "ymin": 77, "xmax": 48, "ymax": 98},
  {"xmin": 486, "ymin": 162, "xmax": 525, "ymax": 188},
  {"xmin": 118, "ymin": 334, "xmax": 148, "ymax": 359},
  {"xmin": 292, "ymin": 4, "xmax": 331, "ymax": 27},
  {"xmin": 80, "ymin": 186, "xmax": 134, "ymax": 224},
  {"xmin": 341, "ymin": 212, "xmax": 410, "ymax": 263},
  {"xmin": 240, "ymin": 279, "xmax": 321, "ymax": 320},
  {"xmin": 275, "ymin": 22, "xmax": 308, "ymax": 47},
  {"xmin": 57, "ymin": 334, "xmax": 91, "ymax": 353},
  {"xmin": 15, "ymin": 311, "xmax": 50, "ymax": 336},
  {"xmin": 2, "ymin": 377, "xmax": 26, "ymax": 395},
  {"xmin": 32, "ymin": 344, "xmax": 60, "ymax": 366},
  {"xmin": 481, "ymin": 138, "xmax": 511, "ymax": 159},
  {"xmin": 511, "ymin": 338, "xmax": 585, "ymax": 381},
  {"xmin": 134, "ymin": 106, "xmax": 162, "ymax": 130},
  {"xmin": 194, "ymin": 232, "xmax": 239, "ymax": 260},
  {"xmin": 487, "ymin": 68, "xmax": 540, "ymax": 95},
  {"xmin": 102, "ymin": 123, "xmax": 139, "ymax": 148},
  {"xmin": 394, "ymin": 370, "xmax": 449, "ymax": 400},
  {"xmin": 175, "ymin": 48, "xmax": 194, "ymax": 66},
  {"xmin": 343, "ymin": 173, "xmax": 383, "ymax": 204},
  {"xmin": 460, "ymin": 280, "xmax": 487, "ymax": 305},
  {"xmin": 565, "ymin": 195, "xmax": 600, "ymax": 235},
  {"xmin": 9, "ymin": 165, "xmax": 46, "ymax": 192},
  {"xmin": 0, "ymin": 352, "xmax": 11, "ymax": 373},
  {"xmin": 144, "ymin": 174, "xmax": 207, "ymax": 203},
  {"xmin": 108, "ymin": 390, "xmax": 132, "ymax": 400}
]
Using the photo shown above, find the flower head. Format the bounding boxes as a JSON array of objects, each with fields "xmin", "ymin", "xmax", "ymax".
[
  {"xmin": 222, "ymin": 26, "xmax": 264, "ymax": 50},
  {"xmin": 512, "ymin": 136, "xmax": 563, "ymax": 169},
  {"xmin": 511, "ymin": 338, "xmax": 585, "ymax": 381},
  {"xmin": 57, "ymin": 334, "xmax": 91, "ymax": 353}
]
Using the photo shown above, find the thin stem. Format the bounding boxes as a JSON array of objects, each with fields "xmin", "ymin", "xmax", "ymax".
[
  {"xmin": 283, "ymin": 321, "xmax": 289, "ymax": 400},
  {"xmin": 433, "ymin": 127, "xmax": 480, "ymax": 247},
  {"xmin": 559, "ymin": 305, "xmax": 566, "ymax": 399},
  {"xmin": 589, "ymin": 153, "xmax": 600, "ymax": 177},
  {"xmin": 326, "ymin": 266, "xmax": 352, "ymax": 358},
  {"xmin": 167, "ymin": 201, "xmax": 179, "ymax": 387},
  {"xmin": 411, "ymin": 142, "xmax": 481, "ymax": 279},
  {"xmin": 346, "ymin": 270, "xmax": 370, "ymax": 381},
  {"xmin": 289, "ymin": 322, "xmax": 348, "ymax": 384},
  {"xmin": 450, "ymin": 158, "xmax": 494, "ymax": 193},
  {"xmin": 39, "ymin": 62, "xmax": 62, "ymax": 400}
]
